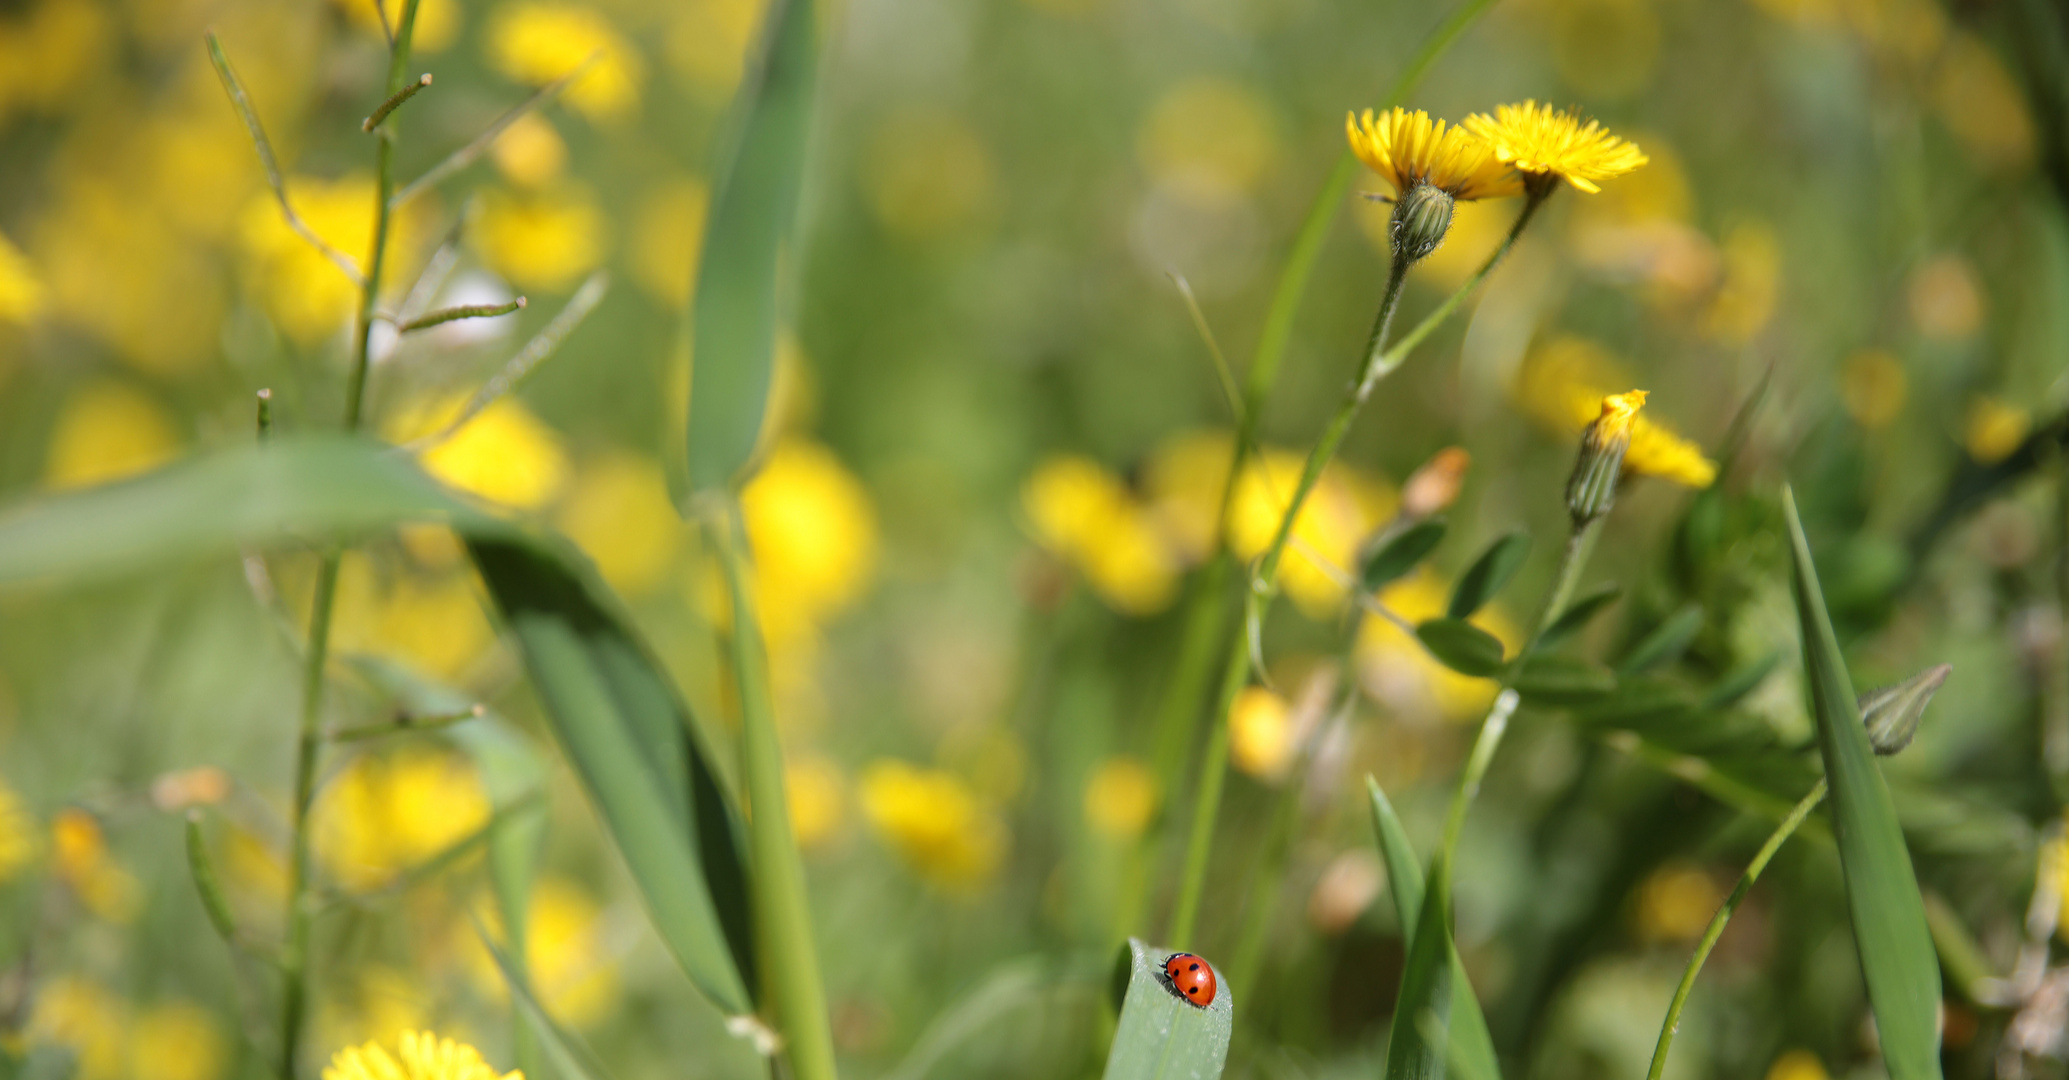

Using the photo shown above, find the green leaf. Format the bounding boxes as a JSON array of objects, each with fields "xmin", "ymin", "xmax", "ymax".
[
  {"xmin": 1700, "ymin": 651, "xmax": 1781, "ymax": 711},
  {"xmin": 1362, "ymin": 518, "xmax": 1447, "ymax": 592},
  {"xmin": 1448, "ymin": 532, "xmax": 1530, "ymax": 619},
  {"xmin": 683, "ymin": 0, "xmax": 819, "ymax": 493},
  {"xmin": 1100, "ymin": 939, "xmax": 1232, "ymax": 1080},
  {"xmin": 1417, "ymin": 618, "xmax": 1507, "ymax": 677},
  {"xmin": 1368, "ymin": 779, "xmax": 1501, "ymax": 1080},
  {"xmin": 472, "ymin": 916, "xmax": 622, "ymax": 1080},
  {"xmin": 1537, "ymin": 584, "xmax": 1621, "ymax": 649},
  {"xmin": 1512, "ymin": 655, "xmax": 1617, "ymax": 706},
  {"xmin": 1782, "ymin": 487, "xmax": 1942, "ymax": 1080},
  {"xmin": 468, "ymin": 537, "xmax": 757, "ymax": 1018},
  {"xmin": 1618, "ymin": 604, "xmax": 1704, "ymax": 674},
  {"xmin": 1385, "ymin": 854, "xmax": 1456, "ymax": 1080}
]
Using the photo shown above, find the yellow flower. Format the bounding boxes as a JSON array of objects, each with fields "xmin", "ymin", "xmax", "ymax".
[
  {"xmin": 239, "ymin": 174, "xmax": 427, "ymax": 345},
  {"xmin": 1356, "ymin": 569, "xmax": 1518, "ymax": 721},
  {"xmin": 387, "ymin": 392, "xmax": 572, "ymax": 511},
  {"xmin": 742, "ymin": 440, "xmax": 881, "ymax": 638},
  {"xmin": 1229, "ymin": 450, "xmax": 1396, "ymax": 618},
  {"xmin": 323, "ymin": 1031, "xmax": 520, "ymax": 1080},
  {"xmin": 1465, "ymin": 101, "xmax": 1648, "ymax": 193},
  {"xmin": 489, "ymin": 113, "xmax": 567, "ymax": 188},
  {"xmin": 0, "ymin": 778, "xmax": 37, "ymax": 883},
  {"xmin": 43, "ymin": 380, "xmax": 182, "ymax": 490},
  {"xmin": 1965, "ymin": 397, "xmax": 2029, "ymax": 465},
  {"xmin": 486, "ymin": 3, "xmax": 640, "ymax": 120},
  {"xmin": 1345, "ymin": 108, "xmax": 1518, "ymax": 200},
  {"xmin": 1229, "ymin": 686, "xmax": 1296, "ymax": 780},
  {"xmin": 1517, "ymin": 336, "xmax": 1715, "ymax": 488},
  {"xmin": 469, "ymin": 878, "xmax": 619, "ymax": 1029},
  {"xmin": 313, "ymin": 748, "xmax": 491, "ymax": 892},
  {"xmin": 0, "ymin": 230, "xmax": 44, "ymax": 323},
  {"xmin": 313, "ymin": 969, "xmax": 431, "ymax": 1055},
  {"xmin": 1841, "ymin": 349, "xmax": 1908, "ymax": 429},
  {"xmin": 1139, "ymin": 79, "xmax": 1280, "ymax": 203},
  {"xmin": 330, "ymin": 0, "xmax": 463, "ymax": 52},
  {"xmin": 1625, "ymin": 423, "xmax": 1719, "ymax": 488},
  {"xmin": 1632, "ymin": 860, "xmax": 1721, "ymax": 942},
  {"xmin": 132, "ymin": 1001, "xmax": 226, "ymax": 1080},
  {"xmin": 475, "ymin": 184, "xmax": 606, "ymax": 292},
  {"xmin": 51, "ymin": 809, "xmax": 140, "ymax": 923},
  {"xmin": 28, "ymin": 976, "xmax": 126, "ymax": 1080},
  {"xmin": 630, "ymin": 177, "xmax": 709, "ymax": 306},
  {"xmin": 1083, "ymin": 757, "xmax": 1157, "ymax": 839},
  {"xmin": 859, "ymin": 760, "xmax": 1007, "ymax": 892},
  {"xmin": 555, "ymin": 452, "xmax": 682, "ymax": 596},
  {"xmin": 865, "ymin": 108, "xmax": 997, "ymax": 240},
  {"xmin": 1592, "ymin": 390, "xmax": 1647, "ymax": 444},
  {"xmin": 328, "ymin": 553, "xmax": 497, "ymax": 680},
  {"xmin": 1022, "ymin": 455, "xmax": 1179, "ymax": 616},
  {"xmin": 664, "ymin": 0, "xmax": 765, "ymax": 100},
  {"xmin": 1765, "ymin": 1050, "xmax": 1830, "ymax": 1080},
  {"xmin": 786, "ymin": 757, "xmax": 846, "ymax": 849}
]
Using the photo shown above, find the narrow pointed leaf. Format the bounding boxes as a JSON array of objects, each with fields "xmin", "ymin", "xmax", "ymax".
[
  {"xmin": 1701, "ymin": 651, "xmax": 1781, "ymax": 711},
  {"xmin": 1511, "ymin": 655, "xmax": 1617, "ymax": 706},
  {"xmin": 1618, "ymin": 604, "xmax": 1703, "ymax": 674},
  {"xmin": 1416, "ymin": 619, "xmax": 1507, "ymax": 677},
  {"xmin": 1782, "ymin": 487, "xmax": 1942, "ymax": 1080},
  {"xmin": 1447, "ymin": 532, "xmax": 1530, "ymax": 619},
  {"xmin": 1362, "ymin": 519, "xmax": 1448, "ymax": 592},
  {"xmin": 1100, "ymin": 939, "xmax": 1232, "ymax": 1080},
  {"xmin": 1385, "ymin": 856, "xmax": 1456, "ymax": 1080},
  {"xmin": 1538, "ymin": 584, "xmax": 1621, "ymax": 649},
  {"xmin": 683, "ymin": 0, "xmax": 818, "ymax": 492},
  {"xmin": 473, "ymin": 917, "xmax": 620, "ymax": 1080}
]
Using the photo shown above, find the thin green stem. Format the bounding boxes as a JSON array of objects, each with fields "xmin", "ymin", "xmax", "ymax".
[{"xmin": 1647, "ymin": 779, "xmax": 1827, "ymax": 1080}]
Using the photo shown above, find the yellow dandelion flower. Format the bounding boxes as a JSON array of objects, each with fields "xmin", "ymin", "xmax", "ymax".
[
  {"xmin": 0, "ymin": 778, "xmax": 37, "ymax": 883},
  {"xmin": 323, "ymin": 1031, "xmax": 519, "ymax": 1080},
  {"xmin": 238, "ymin": 174, "xmax": 429, "ymax": 344},
  {"xmin": 385, "ymin": 392, "xmax": 572, "ymax": 511},
  {"xmin": 486, "ymin": 3, "xmax": 640, "ymax": 120},
  {"xmin": 489, "ymin": 113, "xmax": 567, "ymax": 188},
  {"xmin": 1766, "ymin": 1050, "xmax": 1830, "ymax": 1080},
  {"xmin": 312, "ymin": 748, "xmax": 491, "ymax": 891},
  {"xmin": 1083, "ymin": 757, "xmax": 1157, "ymax": 839},
  {"xmin": 1518, "ymin": 336, "xmax": 1716, "ymax": 488},
  {"xmin": 1345, "ymin": 107, "xmax": 1518, "ymax": 200},
  {"xmin": 859, "ymin": 760, "xmax": 1007, "ymax": 892},
  {"xmin": 1022, "ymin": 455, "xmax": 1180, "ymax": 616},
  {"xmin": 1625, "ymin": 422, "xmax": 1719, "ymax": 488},
  {"xmin": 43, "ymin": 380, "xmax": 182, "ymax": 490},
  {"xmin": 1465, "ymin": 101, "xmax": 1648, "ymax": 194},
  {"xmin": 131, "ymin": 1001, "xmax": 226, "ymax": 1080},
  {"xmin": 555, "ymin": 451, "xmax": 682, "ymax": 596},
  {"xmin": 1632, "ymin": 860, "xmax": 1721, "ymax": 942}
]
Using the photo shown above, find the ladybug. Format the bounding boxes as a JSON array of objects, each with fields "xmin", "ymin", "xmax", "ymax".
[{"xmin": 1161, "ymin": 952, "xmax": 1217, "ymax": 1008}]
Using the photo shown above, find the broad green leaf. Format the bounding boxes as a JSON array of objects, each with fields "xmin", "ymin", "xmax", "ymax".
[
  {"xmin": 683, "ymin": 0, "xmax": 819, "ymax": 492},
  {"xmin": 1417, "ymin": 619, "xmax": 1507, "ymax": 677},
  {"xmin": 1537, "ymin": 584, "xmax": 1621, "ymax": 649},
  {"xmin": 1100, "ymin": 939, "xmax": 1232, "ymax": 1080},
  {"xmin": 1618, "ymin": 604, "xmax": 1703, "ymax": 674},
  {"xmin": 1362, "ymin": 518, "xmax": 1447, "ymax": 592},
  {"xmin": 1782, "ymin": 487, "xmax": 1942, "ymax": 1080},
  {"xmin": 1511, "ymin": 655, "xmax": 1617, "ymax": 706},
  {"xmin": 1368, "ymin": 779, "xmax": 1501, "ymax": 1080},
  {"xmin": 468, "ymin": 537, "xmax": 757, "ymax": 1017},
  {"xmin": 1447, "ymin": 532, "xmax": 1529, "ymax": 619}
]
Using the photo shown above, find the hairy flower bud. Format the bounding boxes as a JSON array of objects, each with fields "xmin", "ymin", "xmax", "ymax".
[
  {"xmin": 1858, "ymin": 663, "xmax": 1950, "ymax": 756},
  {"xmin": 1391, "ymin": 181, "xmax": 1456, "ymax": 266},
  {"xmin": 1566, "ymin": 390, "xmax": 1647, "ymax": 524}
]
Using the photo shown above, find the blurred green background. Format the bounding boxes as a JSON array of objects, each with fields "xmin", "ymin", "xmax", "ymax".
[{"xmin": 1, "ymin": 0, "xmax": 2066, "ymax": 1076}]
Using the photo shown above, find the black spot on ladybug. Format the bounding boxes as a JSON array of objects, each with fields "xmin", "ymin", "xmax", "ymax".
[{"xmin": 1188, "ymin": 963, "xmax": 1199, "ymax": 971}]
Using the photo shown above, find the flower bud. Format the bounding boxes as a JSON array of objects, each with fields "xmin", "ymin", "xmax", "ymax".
[
  {"xmin": 1401, "ymin": 447, "xmax": 1471, "ymax": 519},
  {"xmin": 1391, "ymin": 181, "xmax": 1456, "ymax": 266},
  {"xmin": 1858, "ymin": 663, "xmax": 1950, "ymax": 756},
  {"xmin": 1566, "ymin": 390, "xmax": 1647, "ymax": 524}
]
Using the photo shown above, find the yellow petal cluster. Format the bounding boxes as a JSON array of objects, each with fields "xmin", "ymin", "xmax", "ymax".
[
  {"xmin": 51, "ymin": 808, "xmax": 140, "ymax": 922},
  {"xmin": 1345, "ymin": 108, "xmax": 1519, "ymax": 200},
  {"xmin": 859, "ymin": 760, "xmax": 1007, "ymax": 892},
  {"xmin": 323, "ymin": 1031, "xmax": 520, "ymax": 1080},
  {"xmin": 1518, "ymin": 337, "xmax": 1716, "ymax": 488},
  {"xmin": 1465, "ymin": 101, "xmax": 1648, "ymax": 193},
  {"xmin": 1022, "ymin": 455, "xmax": 1179, "ymax": 616},
  {"xmin": 312, "ymin": 748, "xmax": 491, "ymax": 892},
  {"xmin": 484, "ymin": 3, "xmax": 641, "ymax": 120}
]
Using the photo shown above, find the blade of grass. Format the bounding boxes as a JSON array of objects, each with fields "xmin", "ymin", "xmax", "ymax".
[
  {"xmin": 1100, "ymin": 939, "xmax": 1232, "ymax": 1080},
  {"xmin": 1782, "ymin": 486, "xmax": 1943, "ymax": 1080},
  {"xmin": 472, "ymin": 913, "xmax": 621, "ymax": 1080}
]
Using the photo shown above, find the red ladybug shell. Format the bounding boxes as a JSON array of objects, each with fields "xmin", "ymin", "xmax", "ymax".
[{"xmin": 1162, "ymin": 953, "xmax": 1217, "ymax": 1007}]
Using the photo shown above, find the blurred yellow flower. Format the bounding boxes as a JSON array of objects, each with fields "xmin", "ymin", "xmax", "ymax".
[
  {"xmin": 630, "ymin": 177, "xmax": 709, "ymax": 306},
  {"xmin": 665, "ymin": 0, "xmax": 765, "ymax": 100},
  {"xmin": 555, "ymin": 451, "xmax": 682, "ymax": 596},
  {"xmin": 1765, "ymin": 1049, "xmax": 1830, "ymax": 1080},
  {"xmin": 1703, "ymin": 222, "xmax": 1780, "ymax": 344},
  {"xmin": 469, "ymin": 878, "xmax": 619, "ymax": 1029},
  {"xmin": 43, "ymin": 380, "xmax": 182, "ymax": 490},
  {"xmin": 388, "ymin": 392, "xmax": 572, "ymax": 510},
  {"xmin": 1965, "ymin": 398, "xmax": 2028, "ymax": 465},
  {"xmin": 1841, "ymin": 349, "xmax": 1907, "ymax": 429},
  {"xmin": 0, "ymin": 778, "xmax": 37, "ymax": 882},
  {"xmin": 1229, "ymin": 449, "xmax": 1395, "ymax": 618},
  {"xmin": 1907, "ymin": 254, "xmax": 1984, "ymax": 341},
  {"xmin": 223, "ymin": 823, "xmax": 288, "ymax": 907},
  {"xmin": 1229, "ymin": 686, "xmax": 1296, "ymax": 780},
  {"xmin": 1551, "ymin": 0, "xmax": 1660, "ymax": 100},
  {"xmin": 1141, "ymin": 430, "xmax": 1234, "ymax": 564},
  {"xmin": 37, "ymin": 176, "xmax": 225, "ymax": 374},
  {"xmin": 330, "ymin": 0, "xmax": 462, "ymax": 52},
  {"xmin": 400, "ymin": 523, "xmax": 468, "ymax": 571},
  {"xmin": 0, "ymin": 0, "xmax": 110, "ymax": 118},
  {"xmin": 1023, "ymin": 455, "xmax": 1179, "ymax": 616},
  {"xmin": 51, "ymin": 808, "xmax": 140, "ymax": 923},
  {"xmin": 1357, "ymin": 569, "xmax": 1518, "ymax": 721},
  {"xmin": 1466, "ymin": 101, "xmax": 1648, "ymax": 194},
  {"xmin": 1633, "ymin": 861, "xmax": 1720, "ymax": 941},
  {"xmin": 1516, "ymin": 336, "xmax": 1716, "ymax": 488},
  {"xmin": 865, "ymin": 108, "xmax": 997, "ymax": 240},
  {"xmin": 329, "ymin": 552, "xmax": 497, "ymax": 680},
  {"xmin": 476, "ymin": 184, "xmax": 607, "ymax": 292},
  {"xmin": 324, "ymin": 1031, "xmax": 519, "ymax": 1080},
  {"xmin": 132, "ymin": 1001, "xmax": 226, "ymax": 1080},
  {"xmin": 1083, "ymin": 756, "xmax": 1157, "ymax": 839},
  {"xmin": 28, "ymin": 976, "xmax": 126, "ymax": 1080},
  {"xmin": 1138, "ymin": 79, "xmax": 1279, "ymax": 203},
  {"xmin": 1345, "ymin": 108, "xmax": 1517, "ymax": 200},
  {"xmin": 1932, "ymin": 32, "xmax": 2034, "ymax": 171},
  {"xmin": 314, "ymin": 968, "xmax": 431, "ymax": 1055},
  {"xmin": 0, "ymin": 231, "xmax": 44, "ymax": 323},
  {"xmin": 787, "ymin": 756, "xmax": 846, "ymax": 849},
  {"xmin": 489, "ymin": 113, "xmax": 567, "ymax": 188},
  {"xmin": 486, "ymin": 2, "xmax": 641, "ymax": 120},
  {"xmin": 238, "ymin": 174, "xmax": 389, "ymax": 345},
  {"xmin": 313, "ymin": 747, "xmax": 492, "ymax": 891},
  {"xmin": 743, "ymin": 439, "xmax": 881, "ymax": 637},
  {"xmin": 860, "ymin": 760, "xmax": 1007, "ymax": 892}
]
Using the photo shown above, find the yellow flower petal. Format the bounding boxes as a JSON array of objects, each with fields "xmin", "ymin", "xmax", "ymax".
[
  {"xmin": 1465, "ymin": 101, "xmax": 1648, "ymax": 193},
  {"xmin": 1345, "ymin": 107, "xmax": 1519, "ymax": 200}
]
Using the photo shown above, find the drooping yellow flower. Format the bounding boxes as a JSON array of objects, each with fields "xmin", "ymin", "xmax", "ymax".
[
  {"xmin": 51, "ymin": 808, "xmax": 140, "ymax": 923},
  {"xmin": 1517, "ymin": 337, "xmax": 1715, "ymax": 488},
  {"xmin": 468, "ymin": 878, "xmax": 619, "ymax": 1029},
  {"xmin": 323, "ymin": 1031, "xmax": 520, "ymax": 1080},
  {"xmin": 555, "ymin": 451, "xmax": 682, "ymax": 596},
  {"xmin": 1465, "ymin": 101, "xmax": 1648, "ymax": 193},
  {"xmin": 1625, "ymin": 423, "xmax": 1720, "ymax": 488},
  {"xmin": 859, "ymin": 760, "xmax": 1007, "ymax": 892},
  {"xmin": 312, "ymin": 748, "xmax": 491, "ymax": 892},
  {"xmin": 0, "ymin": 778, "xmax": 37, "ymax": 883},
  {"xmin": 485, "ymin": 3, "xmax": 640, "ymax": 120},
  {"xmin": 386, "ymin": 392, "xmax": 572, "ymax": 511},
  {"xmin": 43, "ymin": 380, "xmax": 182, "ymax": 490},
  {"xmin": 1083, "ymin": 757, "xmax": 1157, "ymax": 839},
  {"xmin": 1592, "ymin": 390, "xmax": 1647, "ymax": 444},
  {"xmin": 1345, "ymin": 107, "xmax": 1518, "ymax": 200}
]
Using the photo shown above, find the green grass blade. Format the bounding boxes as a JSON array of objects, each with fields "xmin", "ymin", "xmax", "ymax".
[
  {"xmin": 1100, "ymin": 939, "xmax": 1232, "ymax": 1080},
  {"xmin": 1617, "ymin": 604, "xmax": 1703, "ymax": 674},
  {"xmin": 1537, "ymin": 584, "xmax": 1620, "ymax": 649},
  {"xmin": 472, "ymin": 915, "xmax": 622, "ymax": 1080},
  {"xmin": 1781, "ymin": 487, "xmax": 1943, "ymax": 1080},
  {"xmin": 683, "ymin": 0, "xmax": 818, "ymax": 493},
  {"xmin": 1385, "ymin": 857, "xmax": 1455, "ymax": 1080},
  {"xmin": 468, "ymin": 536, "xmax": 757, "ymax": 1019}
]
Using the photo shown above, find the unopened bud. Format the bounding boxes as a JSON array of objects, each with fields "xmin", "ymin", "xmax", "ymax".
[
  {"xmin": 1391, "ymin": 182, "xmax": 1456, "ymax": 266},
  {"xmin": 1401, "ymin": 447, "xmax": 1471, "ymax": 518},
  {"xmin": 1858, "ymin": 663, "xmax": 1950, "ymax": 756},
  {"xmin": 1566, "ymin": 390, "xmax": 1647, "ymax": 525}
]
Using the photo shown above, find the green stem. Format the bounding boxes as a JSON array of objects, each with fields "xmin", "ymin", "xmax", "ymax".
[
  {"xmin": 712, "ymin": 510, "xmax": 838, "ymax": 1080},
  {"xmin": 278, "ymin": 8, "xmax": 422, "ymax": 1075},
  {"xmin": 1646, "ymin": 779, "xmax": 1827, "ymax": 1080}
]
